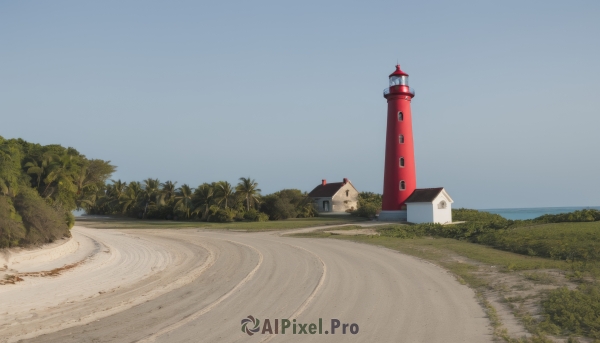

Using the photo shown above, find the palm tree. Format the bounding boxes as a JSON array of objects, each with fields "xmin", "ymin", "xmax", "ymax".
[
  {"xmin": 215, "ymin": 181, "xmax": 234, "ymax": 209},
  {"xmin": 175, "ymin": 184, "xmax": 194, "ymax": 219},
  {"xmin": 141, "ymin": 178, "xmax": 161, "ymax": 218},
  {"xmin": 192, "ymin": 183, "xmax": 215, "ymax": 220},
  {"xmin": 42, "ymin": 153, "xmax": 76, "ymax": 199},
  {"xmin": 236, "ymin": 177, "xmax": 261, "ymax": 211},
  {"xmin": 105, "ymin": 179, "xmax": 127, "ymax": 212},
  {"xmin": 23, "ymin": 152, "xmax": 58, "ymax": 188},
  {"xmin": 159, "ymin": 180, "xmax": 177, "ymax": 206},
  {"xmin": 120, "ymin": 181, "xmax": 143, "ymax": 214}
]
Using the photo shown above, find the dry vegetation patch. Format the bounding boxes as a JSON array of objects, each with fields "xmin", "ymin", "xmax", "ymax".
[{"xmin": 0, "ymin": 260, "xmax": 84, "ymax": 285}]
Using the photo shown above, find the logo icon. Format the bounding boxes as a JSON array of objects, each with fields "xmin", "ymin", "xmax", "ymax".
[{"xmin": 241, "ymin": 315, "xmax": 261, "ymax": 336}]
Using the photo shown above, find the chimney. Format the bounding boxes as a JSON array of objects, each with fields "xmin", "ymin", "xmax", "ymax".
[
  {"xmin": 343, "ymin": 178, "xmax": 348, "ymax": 184},
  {"xmin": 322, "ymin": 179, "xmax": 327, "ymax": 186}
]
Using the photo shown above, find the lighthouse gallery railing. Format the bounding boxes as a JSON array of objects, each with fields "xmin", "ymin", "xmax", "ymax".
[{"xmin": 383, "ymin": 87, "xmax": 415, "ymax": 97}]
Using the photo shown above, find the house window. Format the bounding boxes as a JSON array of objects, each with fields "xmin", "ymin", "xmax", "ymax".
[
  {"xmin": 438, "ymin": 201, "xmax": 447, "ymax": 209},
  {"xmin": 398, "ymin": 112, "xmax": 403, "ymax": 121},
  {"xmin": 399, "ymin": 135, "xmax": 404, "ymax": 144},
  {"xmin": 345, "ymin": 190, "xmax": 349, "ymax": 197},
  {"xmin": 399, "ymin": 157, "xmax": 405, "ymax": 167},
  {"xmin": 399, "ymin": 181, "xmax": 406, "ymax": 190}
]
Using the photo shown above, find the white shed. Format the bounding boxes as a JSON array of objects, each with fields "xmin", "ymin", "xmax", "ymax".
[{"xmin": 405, "ymin": 188, "xmax": 453, "ymax": 224}]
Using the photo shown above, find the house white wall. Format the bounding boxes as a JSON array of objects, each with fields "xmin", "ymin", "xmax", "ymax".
[
  {"xmin": 331, "ymin": 183, "xmax": 359, "ymax": 212},
  {"xmin": 407, "ymin": 189, "xmax": 453, "ymax": 224},
  {"xmin": 432, "ymin": 193, "xmax": 452, "ymax": 224},
  {"xmin": 407, "ymin": 203, "xmax": 434, "ymax": 223},
  {"xmin": 316, "ymin": 197, "xmax": 334, "ymax": 212}
]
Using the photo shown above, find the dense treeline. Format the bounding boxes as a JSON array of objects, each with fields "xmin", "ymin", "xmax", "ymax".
[
  {"xmin": 0, "ymin": 136, "xmax": 322, "ymax": 247},
  {"xmin": 0, "ymin": 136, "xmax": 114, "ymax": 247},
  {"xmin": 85, "ymin": 178, "xmax": 318, "ymax": 222}
]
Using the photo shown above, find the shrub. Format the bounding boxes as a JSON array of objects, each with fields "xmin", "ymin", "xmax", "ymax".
[
  {"xmin": 65, "ymin": 212, "xmax": 75, "ymax": 229},
  {"xmin": 351, "ymin": 192, "xmax": 382, "ymax": 218},
  {"xmin": 452, "ymin": 208, "xmax": 509, "ymax": 225},
  {"xmin": 0, "ymin": 196, "xmax": 26, "ymax": 248},
  {"xmin": 534, "ymin": 209, "xmax": 600, "ymax": 224},
  {"xmin": 243, "ymin": 209, "xmax": 269, "ymax": 222},
  {"xmin": 234, "ymin": 211, "xmax": 245, "ymax": 222},
  {"xmin": 351, "ymin": 202, "xmax": 379, "ymax": 218},
  {"xmin": 541, "ymin": 285, "xmax": 600, "ymax": 338},
  {"xmin": 209, "ymin": 208, "xmax": 236, "ymax": 222},
  {"xmin": 13, "ymin": 188, "xmax": 70, "ymax": 245},
  {"xmin": 260, "ymin": 189, "xmax": 313, "ymax": 220}
]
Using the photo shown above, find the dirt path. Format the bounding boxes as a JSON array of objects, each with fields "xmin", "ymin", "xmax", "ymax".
[{"xmin": 0, "ymin": 226, "xmax": 491, "ymax": 342}]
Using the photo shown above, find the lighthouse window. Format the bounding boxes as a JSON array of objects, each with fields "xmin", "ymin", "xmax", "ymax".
[
  {"xmin": 390, "ymin": 75, "xmax": 409, "ymax": 86},
  {"xmin": 438, "ymin": 201, "xmax": 447, "ymax": 209},
  {"xmin": 399, "ymin": 158, "xmax": 405, "ymax": 167},
  {"xmin": 398, "ymin": 112, "xmax": 403, "ymax": 121},
  {"xmin": 400, "ymin": 181, "xmax": 406, "ymax": 190},
  {"xmin": 399, "ymin": 135, "xmax": 404, "ymax": 144}
]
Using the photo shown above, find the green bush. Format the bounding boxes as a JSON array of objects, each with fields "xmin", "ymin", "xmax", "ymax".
[
  {"xmin": 541, "ymin": 285, "xmax": 600, "ymax": 338},
  {"xmin": 65, "ymin": 211, "xmax": 75, "ymax": 229},
  {"xmin": 534, "ymin": 209, "xmax": 600, "ymax": 224},
  {"xmin": 452, "ymin": 208, "xmax": 509, "ymax": 224},
  {"xmin": 351, "ymin": 192, "xmax": 382, "ymax": 218},
  {"xmin": 260, "ymin": 189, "xmax": 314, "ymax": 220},
  {"xmin": 377, "ymin": 208, "xmax": 600, "ymax": 265},
  {"xmin": 243, "ymin": 209, "xmax": 269, "ymax": 222},
  {"xmin": 0, "ymin": 196, "xmax": 26, "ymax": 248},
  {"xmin": 13, "ymin": 188, "xmax": 71, "ymax": 245},
  {"xmin": 352, "ymin": 202, "xmax": 379, "ymax": 218},
  {"xmin": 209, "ymin": 208, "xmax": 236, "ymax": 222}
]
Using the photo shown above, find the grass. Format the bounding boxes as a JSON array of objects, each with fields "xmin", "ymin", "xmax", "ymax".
[
  {"xmin": 290, "ymin": 229, "xmax": 581, "ymax": 342},
  {"xmin": 331, "ymin": 236, "xmax": 570, "ymax": 272},
  {"xmin": 76, "ymin": 214, "xmax": 367, "ymax": 231},
  {"xmin": 477, "ymin": 221, "xmax": 600, "ymax": 265}
]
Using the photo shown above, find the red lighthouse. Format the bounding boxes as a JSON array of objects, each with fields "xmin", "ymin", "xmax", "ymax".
[{"xmin": 379, "ymin": 64, "xmax": 416, "ymax": 221}]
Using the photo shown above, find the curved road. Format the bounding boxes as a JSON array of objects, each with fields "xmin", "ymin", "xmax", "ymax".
[{"xmin": 0, "ymin": 226, "xmax": 491, "ymax": 342}]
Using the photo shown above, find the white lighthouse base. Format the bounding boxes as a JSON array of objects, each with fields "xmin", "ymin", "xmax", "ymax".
[{"xmin": 378, "ymin": 210, "xmax": 407, "ymax": 222}]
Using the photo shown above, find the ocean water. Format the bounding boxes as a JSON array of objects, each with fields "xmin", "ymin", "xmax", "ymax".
[{"xmin": 480, "ymin": 206, "xmax": 600, "ymax": 221}]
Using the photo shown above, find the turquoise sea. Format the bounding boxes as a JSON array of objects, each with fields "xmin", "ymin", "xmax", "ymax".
[{"xmin": 481, "ymin": 206, "xmax": 600, "ymax": 220}]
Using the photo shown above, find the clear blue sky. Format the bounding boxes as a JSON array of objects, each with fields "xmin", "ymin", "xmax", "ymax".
[{"xmin": 2, "ymin": 1, "xmax": 599, "ymax": 208}]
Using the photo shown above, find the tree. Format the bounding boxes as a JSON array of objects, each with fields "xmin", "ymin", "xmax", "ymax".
[
  {"xmin": 192, "ymin": 183, "xmax": 215, "ymax": 220},
  {"xmin": 260, "ymin": 189, "xmax": 315, "ymax": 220},
  {"xmin": 351, "ymin": 192, "xmax": 382, "ymax": 218},
  {"xmin": 74, "ymin": 160, "xmax": 116, "ymax": 210},
  {"xmin": 175, "ymin": 184, "xmax": 194, "ymax": 219},
  {"xmin": 160, "ymin": 180, "xmax": 177, "ymax": 206},
  {"xmin": 236, "ymin": 177, "xmax": 261, "ymax": 211},
  {"xmin": 23, "ymin": 151, "xmax": 58, "ymax": 188},
  {"xmin": 141, "ymin": 178, "xmax": 161, "ymax": 218},
  {"xmin": 120, "ymin": 181, "xmax": 143, "ymax": 214},
  {"xmin": 215, "ymin": 181, "xmax": 234, "ymax": 209}
]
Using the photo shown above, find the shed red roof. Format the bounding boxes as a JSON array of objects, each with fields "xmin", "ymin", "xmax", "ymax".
[
  {"xmin": 404, "ymin": 188, "xmax": 444, "ymax": 203},
  {"xmin": 307, "ymin": 182, "xmax": 345, "ymax": 197}
]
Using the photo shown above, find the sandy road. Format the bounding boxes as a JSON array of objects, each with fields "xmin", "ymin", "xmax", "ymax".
[{"xmin": 0, "ymin": 226, "xmax": 491, "ymax": 342}]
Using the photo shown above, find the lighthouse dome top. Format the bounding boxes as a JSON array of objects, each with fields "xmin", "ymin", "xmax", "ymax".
[
  {"xmin": 389, "ymin": 64, "xmax": 409, "ymax": 87},
  {"xmin": 389, "ymin": 64, "xmax": 408, "ymax": 77}
]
